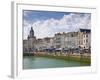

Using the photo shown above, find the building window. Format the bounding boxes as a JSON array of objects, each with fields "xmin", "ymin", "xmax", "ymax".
[
  {"xmin": 56, "ymin": 38, "xmax": 60, "ymax": 40},
  {"xmin": 56, "ymin": 45, "xmax": 61, "ymax": 48},
  {"xmin": 71, "ymin": 34, "xmax": 73, "ymax": 37},
  {"xmin": 56, "ymin": 41, "xmax": 61, "ymax": 43},
  {"xmin": 84, "ymin": 40, "xmax": 85, "ymax": 43},
  {"xmin": 86, "ymin": 39, "xmax": 88, "ymax": 43},
  {"xmin": 86, "ymin": 34, "xmax": 88, "ymax": 37}
]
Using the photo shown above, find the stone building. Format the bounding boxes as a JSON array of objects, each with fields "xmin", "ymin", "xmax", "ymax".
[
  {"xmin": 65, "ymin": 32, "xmax": 78, "ymax": 49},
  {"xmin": 43, "ymin": 37, "xmax": 54, "ymax": 49},
  {"xmin": 53, "ymin": 32, "xmax": 66, "ymax": 49},
  {"xmin": 78, "ymin": 29, "xmax": 91, "ymax": 49},
  {"xmin": 23, "ymin": 39, "xmax": 28, "ymax": 53},
  {"xmin": 35, "ymin": 39, "xmax": 43, "ymax": 51},
  {"xmin": 35, "ymin": 37, "xmax": 54, "ymax": 51}
]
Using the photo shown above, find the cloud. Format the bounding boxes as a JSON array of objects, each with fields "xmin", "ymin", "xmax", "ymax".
[
  {"xmin": 23, "ymin": 20, "xmax": 31, "ymax": 39},
  {"xmin": 23, "ymin": 11, "xmax": 30, "ymax": 18},
  {"xmin": 23, "ymin": 13, "xmax": 91, "ymax": 39}
]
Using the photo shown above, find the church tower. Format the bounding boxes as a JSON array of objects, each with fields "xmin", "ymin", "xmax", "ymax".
[
  {"xmin": 29, "ymin": 27, "xmax": 34, "ymax": 38},
  {"xmin": 27, "ymin": 27, "xmax": 36, "ymax": 52}
]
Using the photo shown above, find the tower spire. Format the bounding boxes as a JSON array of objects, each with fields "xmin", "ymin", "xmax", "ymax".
[{"xmin": 29, "ymin": 26, "xmax": 34, "ymax": 38}]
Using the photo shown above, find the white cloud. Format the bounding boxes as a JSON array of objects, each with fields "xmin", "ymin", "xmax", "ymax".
[
  {"xmin": 23, "ymin": 11, "xmax": 30, "ymax": 18},
  {"xmin": 23, "ymin": 20, "xmax": 31, "ymax": 39},
  {"xmin": 23, "ymin": 13, "xmax": 91, "ymax": 39}
]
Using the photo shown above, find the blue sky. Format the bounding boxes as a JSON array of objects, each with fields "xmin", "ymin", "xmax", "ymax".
[
  {"xmin": 23, "ymin": 10, "xmax": 70, "ymax": 23},
  {"xmin": 23, "ymin": 10, "xmax": 91, "ymax": 39}
]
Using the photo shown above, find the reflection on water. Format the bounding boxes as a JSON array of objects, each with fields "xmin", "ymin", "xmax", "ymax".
[{"xmin": 23, "ymin": 56, "xmax": 90, "ymax": 69}]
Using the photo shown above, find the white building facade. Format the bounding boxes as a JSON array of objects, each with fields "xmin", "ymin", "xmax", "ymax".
[
  {"xmin": 78, "ymin": 29, "xmax": 91, "ymax": 49},
  {"xmin": 53, "ymin": 32, "xmax": 66, "ymax": 49},
  {"xmin": 65, "ymin": 32, "xmax": 78, "ymax": 49}
]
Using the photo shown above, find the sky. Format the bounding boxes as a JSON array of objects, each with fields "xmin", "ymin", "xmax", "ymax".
[{"xmin": 23, "ymin": 10, "xmax": 91, "ymax": 39}]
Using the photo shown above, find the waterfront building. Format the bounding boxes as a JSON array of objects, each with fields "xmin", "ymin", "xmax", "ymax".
[
  {"xmin": 65, "ymin": 32, "xmax": 78, "ymax": 49},
  {"xmin": 53, "ymin": 32, "xmax": 66, "ymax": 49},
  {"xmin": 35, "ymin": 37, "xmax": 54, "ymax": 51},
  {"xmin": 78, "ymin": 29, "xmax": 91, "ymax": 49},
  {"xmin": 23, "ymin": 40, "xmax": 28, "ymax": 53},
  {"xmin": 43, "ymin": 37, "xmax": 54, "ymax": 49},
  {"xmin": 35, "ymin": 39, "xmax": 44, "ymax": 51}
]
